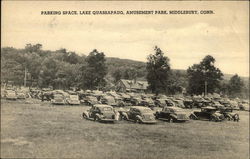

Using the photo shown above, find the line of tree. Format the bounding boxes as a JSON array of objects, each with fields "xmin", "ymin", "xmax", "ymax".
[
  {"xmin": 1, "ymin": 44, "xmax": 248, "ymax": 98},
  {"xmin": 145, "ymin": 46, "xmax": 248, "ymax": 98}
]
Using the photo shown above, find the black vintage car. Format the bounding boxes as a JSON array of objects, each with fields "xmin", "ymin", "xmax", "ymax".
[
  {"xmin": 155, "ymin": 107, "xmax": 189, "ymax": 122},
  {"xmin": 121, "ymin": 106, "xmax": 157, "ymax": 124},
  {"xmin": 82, "ymin": 96, "xmax": 100, "ymax": 106},
  {"xmin": 189, "ymin": 106, "xmax": 225, "ymax": 122},
  {"xmin": 219, "ymin": 107, "xmax": 240, "ymax": 122}
]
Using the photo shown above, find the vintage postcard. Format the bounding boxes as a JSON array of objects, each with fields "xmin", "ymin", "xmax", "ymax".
[{"xmin": 1, "ymin": 1, "xmax": 249, "ymax": 159}]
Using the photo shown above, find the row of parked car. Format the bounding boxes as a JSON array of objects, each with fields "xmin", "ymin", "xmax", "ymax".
[
  {"xmin": 1, "ymin": 89, "xmax": 27, "ymax": 100},
  {"xmin": 82, "ymin": 104, "xmax": 240, "ymax": 124},
  {"xmin": 3, "ymin": 88, "xmax": 249, "ymax": 112}
]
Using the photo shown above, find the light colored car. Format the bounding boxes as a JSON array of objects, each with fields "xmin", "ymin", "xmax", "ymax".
[
  {"xmin": 239, "ymin": 101, "xmax": 249, "ymax": 111},
  {"xmin": 16, "ymin": 91, "xmax": 26, "ymax": 99},
  {"xmin": 100, "ymin": 96, "xmax": 117, "ymax": 106},
  {"xmin": 51, "ymin": 94, "xmax": 66, "ymax": 105},
  {"xmin": 82, "ymin": 104, "xmax": 117, "ymax": 122},
  {"xmin": 67, "ymin": 95, "xmax": 80, "ymax": 105},
  {"xmin": 6, "ymin": 90, "xmax": 17, "ymax": 100}
]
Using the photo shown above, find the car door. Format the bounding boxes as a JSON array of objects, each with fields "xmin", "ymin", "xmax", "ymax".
[
  {"xmin": 133, "ymin": 109, "xmax": 141, "ymax": 120},
  {"xmin": 89, "ymin": 107, "xmax": 98, "ymax": 118},
  {"xmin": 127, "ymin": 108, "xmax": 134, "ymax": 119},
  {"xmin": 160, "ymin": 107, "xmax": 170, "ymax": 119},
  {"xmin": 198, "ymin": 109, "xmax": 210, "ymax": 120}
]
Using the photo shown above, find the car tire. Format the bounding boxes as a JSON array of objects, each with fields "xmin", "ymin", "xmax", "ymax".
[
  {"xmin": 234, "ymin": 114, "xmax": 239, "ymax": 122},
  {"xmin": 169, "ymin": 117, "xmax": 174, "ymax": 123},
  {"xmin": 189, "ymin": 114, "xmax": 197, "ymax": 120},
  {"xmin": 210, "ymin": 116, "xmax": 217, "ymax": 122},
  {"xmin": 225, "ymin": 116, "xmax": 231, "ymax": 121},
  {"xmin": 82, "ymin": 113, "xmax": 88, "ymax": 119},
  {"xmin": 135, "ymin": 118, "xmax": 142, "ymax": 124}
]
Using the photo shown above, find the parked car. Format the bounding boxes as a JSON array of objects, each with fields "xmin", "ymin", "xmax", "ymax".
[
  {"xmin": 82, "ymin": 96, "xmax": 100, "ymax": 106},
  {"xmin": 5, "ymin": 90, "xmax": 17, "ymax": 100},
  {"xmin": 155, "ymin": 107, "xmax": 189, "ymax": 122},
  {"xmin": 66, "ymin": 95, "xmax": 80, "ymax": 105},
  {"xmin": 51, "ymin": 94, "xmax": 66, "ymax": 105},
  {"xmin": 238, "ymin": 100, "xmax": 249, "ymax": 111},
  {"xmin": 165, "ymin": 99, "xmax": 175, "ymax": 107},
  {"xmin": 155, "ymin": 99, "xmax": 168, "ymax": 107},
  {"xmin": 130, "ymin": 96, "xmax": 143, "ymax": 106},
  {"xmin": 211, "ymin": 101, "xmax": 224, "ymax": 109},
  {"xmin": 219, "ymin": 107, "xmax": 240, "ymax": 122},
  {"xmin": 189, "ymin": 106, "xmax": 225, "ymax": 122},
  {"xmin": 118, "ymin": 93, "xmax": 132, "ymax": 106},
  {"xmin": 183, "ymin": 98, "xmax": 193, "ymax": 108},
  {"xmin": 121, "ymin": 106, "xmax": 157, "ymax": 124},
  {"xmin": 229, "ymin": 100, "xmax": 240, "ymax": 110},
  {"xmin": 172, "ymin": 99, "xmax": 185, "ymax": 108},
  {"xmin": 82, "ymin": 104, "xmax": 117, "ymax": 122},
  {"xmin": 16, "ymin": 91, "xmax": 26, "ymax": 99},
  {"xmin": 141, "ymin": 97, "xmax": 155, "ymax": 107},
  {"xmin": 100, "ymin": 96, "xmax": 118, "ymax": 106}
]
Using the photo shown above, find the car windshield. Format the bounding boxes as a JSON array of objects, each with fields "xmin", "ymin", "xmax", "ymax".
[
  {"xmin": 8, "ymin": 92, "xmax": 16, "ymax": 95},
  {"xmin": 88, "ymin": 96, "xmax": 98, "ymax": 101},
  {"xmin": 173, "ymin": 108, "xmax": 185, "ymax": 112},
  {"xmin": 102, "ymin": 107, "xmax": 113, "ymax": 111},
  {"xmin": 140, "ymin": 108, "xmax": 153, "ymax": 113},
  {"xmin": 70, "ymin": 95, "xmax": 78, "ymax": 100},
  {"xmin": 106, "ymin": 97, "xmax": 115, "ymax": 103},
  {"xmin": 54, "ymin": 95, "xmax": 63, "ymax": 99}
]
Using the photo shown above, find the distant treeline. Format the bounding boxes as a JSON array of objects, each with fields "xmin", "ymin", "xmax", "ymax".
[{"xmin": 1, "ymin": 44, "xmax": 249, "ymax": 98}]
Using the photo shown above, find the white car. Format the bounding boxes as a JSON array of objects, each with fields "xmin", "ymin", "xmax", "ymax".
[
  {"xmin": 67, "ymin": 95, "xmax": 80, "ymax": 105},
  {"xmin": 6, "ymin": 90, "xmax": 17, "ymax": 100}
]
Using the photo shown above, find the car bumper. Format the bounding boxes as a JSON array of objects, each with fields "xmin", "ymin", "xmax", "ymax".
[
  {"xmin": 141, "ymin": 120, "xmax": 157, "ymax": 124},
  {"xmin": 6, "ymin": 97, "xmax": 17, "ymax": 100},
  {"xmin": 176, "ymin": 118, "xmax": 189, "ymax": 121},
  {"xmin": 52, "ymin": 101, "xmax": 65, "ymax": 105},
  {"xmin": 100, "ymin": 119, "xmax": 116, "ymax": 122}
]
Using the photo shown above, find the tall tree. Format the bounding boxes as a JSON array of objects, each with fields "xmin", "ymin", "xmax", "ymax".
[
  {"xmin": 81, "ymin": 49, "xmax": 107, "ymax": 90},
  {"xmin": 187, "ymin": 55, "xmax": 223, "ymax": 95},
  {"xmin": 146, "ymin": 46, "xmax": 171, "ymax": 95},
  {"xmin": 112, "ymin": 69, "xmax": 123, "ymax": 83},
  {"xmin": 227, "ymin": 74, "xmax": 245, "ymax": 98}
]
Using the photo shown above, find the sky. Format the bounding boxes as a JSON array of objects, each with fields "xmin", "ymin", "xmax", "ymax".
[{"xmin": 2, "ymin": 1, "xmax": 249, "ymax": 77}]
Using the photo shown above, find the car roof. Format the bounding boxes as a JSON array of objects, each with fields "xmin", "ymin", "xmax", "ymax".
[
  {"xmin": 94, "ymin": 104, "xmax": 113, "ymax": 108},
  {"xmin": 202, "ymin": 106, "xmax": 217, "ymax": 110},
  {"xmin": 164, "ymin": 106, "xmax": 183, "ymax": 110},
  {"xmin": 130, "ymin": 106, "xmax": 151, "ymax": 110}
]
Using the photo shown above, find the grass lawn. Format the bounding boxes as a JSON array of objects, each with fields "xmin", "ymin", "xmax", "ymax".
[{"xmin": 1, "ymin": 99, "xmax": 249, "ymax": 159}]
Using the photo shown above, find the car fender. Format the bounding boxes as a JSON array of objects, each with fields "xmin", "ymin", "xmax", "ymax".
[
  {"xmin": 169, "ymin": 114, "xmax": 177, "ymax": 119},
  {"xmin": 189, "ymin": 112, "xmax": 198, "ymax": 119},
  {"xmin": 211, "ymin": 114, "xmax": 221, "ymax": 121},
  {"xmin": 233, "ymin": 113, "xmax": 240, "ymax": 120},
  {"xmin": 224, "ymin": 113, "xmax": 233, "ymax": 119},
  {"xmin": 121, "ymin": 112, "xmax": 129, "ymax": 120},
  {"xmin": 136, "ymin": 115, "xmax": 143, "ymax": 122},
  {"xmin": 95, "ymin": 113, "xmax": 103, "ymax": 119},
  {"xmin": 82, "ymin": 111, "xmax": 89, "ymax": 118}
]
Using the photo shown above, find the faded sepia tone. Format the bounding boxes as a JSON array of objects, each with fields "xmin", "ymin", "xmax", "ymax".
[
  {"xmin": 2, "ymin": 1, "xmax": 249, "ymax": 76},
  {"xmin": 1, "ymin": 1, "xmax": 249, "ymax": 159}
]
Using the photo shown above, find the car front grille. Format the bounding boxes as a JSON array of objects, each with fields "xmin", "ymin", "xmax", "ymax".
[
  {"xmin": 177, "ymin": 114, "xmax": 188, "ymax": 119},
  {"xmin": 143, "ymin": 115, "xmax": 154, "ymax": 121}
]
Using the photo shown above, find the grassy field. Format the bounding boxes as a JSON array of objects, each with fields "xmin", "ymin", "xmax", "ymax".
[{"xmin": 1, "ymin": 99, "xmax": 249, "ymax": 159}]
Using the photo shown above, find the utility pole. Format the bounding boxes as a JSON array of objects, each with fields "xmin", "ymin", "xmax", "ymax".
[
  {"xmin": 205, "ymin": 80, "xmax": 207, "ymax": 97},
  {"xmin": 24, "ymin": 67, "xmax": 27, "ymax": 87}
]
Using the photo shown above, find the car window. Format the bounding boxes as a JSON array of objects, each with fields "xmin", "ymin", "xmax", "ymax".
[
  {"xmin": 102, "ymin": 107, "xmax": 113, "ymax": 111},
  {"xmin": 170, "ymin": 109, "xmax": 175, "ymax": 113}
]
